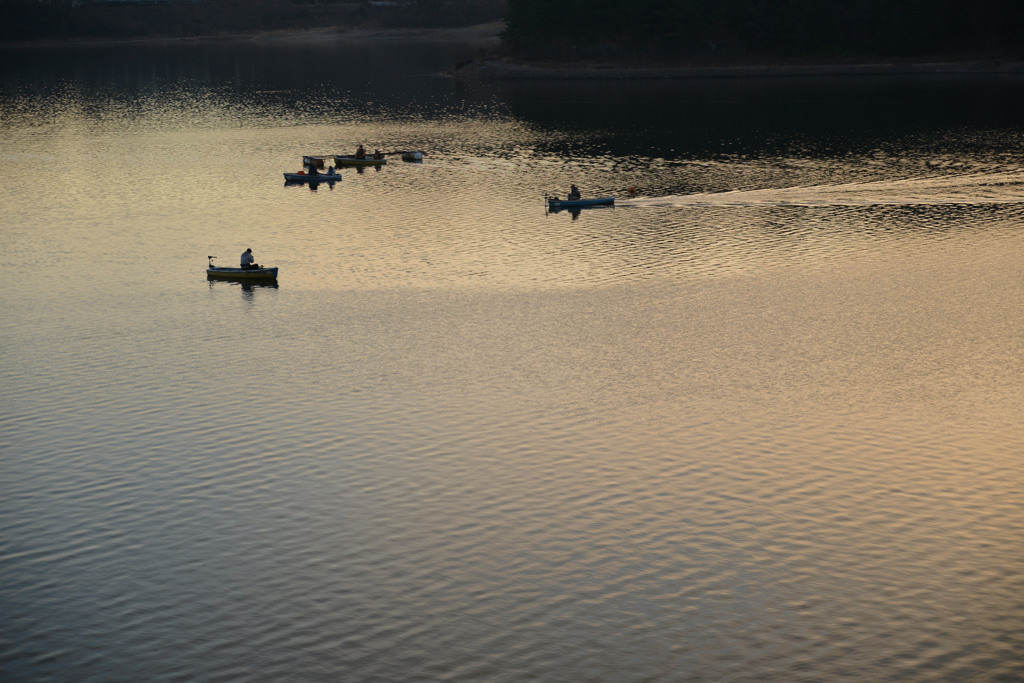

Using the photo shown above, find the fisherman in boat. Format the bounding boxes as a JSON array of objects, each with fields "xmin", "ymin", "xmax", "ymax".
[
  {"xmin": 373, "ymin": 149, "xmax": 383, "ymax": 160},
  {"xmin": 355, "ymin": 144, "xmax": 366, "ymax": 160},
  {"xmin": 240, "ymin": 248, "xmax": 259, "ymax": 270},
  {"xmin": 568, "ymin": 184, "xmax": 581, "ymax": 201}
]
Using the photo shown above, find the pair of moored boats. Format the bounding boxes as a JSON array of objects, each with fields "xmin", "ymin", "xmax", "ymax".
[
  {"xmin": 284, "ymin": 151, "xmax": 424, "ymax": 182},
  {"xmin": 283, "ymin": 154, "xmax": 385, "ymax": 182}
]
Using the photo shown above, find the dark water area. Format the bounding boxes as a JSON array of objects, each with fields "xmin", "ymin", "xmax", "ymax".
[
  {"xmin": 0, "ymin": 39, "xmax": 475, "ymax": 108},
  {"xmin": 495, "ymin": 75, "xmax": 1024, "ymax": 159},
  {"xmin": 2, "ymin": 38, "xmax": 1023, "ymax": 682}
]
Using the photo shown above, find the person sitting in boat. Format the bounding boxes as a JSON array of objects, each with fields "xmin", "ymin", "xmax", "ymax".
[
  {"xmin": 355, "ymin": 144, "xmax": 366, "ymax": 160},
  {"xmin": 240, "ymin": 248, "xmax": 259, "ymax": 270},
  {"xmin": 326, "ymin": 165, "xmax": 336, "ymax": 175},
  {"xmin": 373, "ymin": 149, "xmax": 383, "ymax": 160},
  {"xmin": 568, "ymin": 184, "xmax": 581, "ymax": 201}
]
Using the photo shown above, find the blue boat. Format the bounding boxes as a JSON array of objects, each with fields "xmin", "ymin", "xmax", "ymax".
[
  {"xmin": 284, "ymin": 171, "xmax": 340, "ymax": 182},
  {"xmin": 547, "ymin": 196, "xmax": 614, "ymax": 209}
]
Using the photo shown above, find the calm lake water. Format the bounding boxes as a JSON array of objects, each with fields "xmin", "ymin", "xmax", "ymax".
[{"xmin": 2, "ymin": 38, "xmax": 1023, "ymax": 681}]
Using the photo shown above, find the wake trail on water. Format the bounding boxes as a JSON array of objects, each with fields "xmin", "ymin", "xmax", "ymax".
[{"xmin": 617, "ymin": 171, "xmax": 1024, "ymax": 208}]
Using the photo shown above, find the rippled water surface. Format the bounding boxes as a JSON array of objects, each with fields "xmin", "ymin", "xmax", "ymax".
[{"xmin": 2, "ymin": 40, "xmax": 1023, "ymax": 681}]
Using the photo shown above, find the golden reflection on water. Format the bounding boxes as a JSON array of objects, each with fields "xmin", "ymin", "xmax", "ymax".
[{"xmin": 2, "ymin": 62, "xmax": 1024, "ymax": 682}]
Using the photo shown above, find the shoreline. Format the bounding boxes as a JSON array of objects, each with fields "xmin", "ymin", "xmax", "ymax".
[
  {"xmin": 0, "ymin": 21, "xmax": 505, "ymax": 50},
  {"xmin": 5, "ymin": 23, "xmax": 1021, "ymax": 81},
  {"xmin": 455, "ymin": 56, "xmax": 1024, "ymax": 80}
]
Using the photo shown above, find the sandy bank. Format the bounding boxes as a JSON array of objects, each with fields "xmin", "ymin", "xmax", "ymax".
[{"xmin": 0, "ymin": 22, "xmax": 504, "ymax": 50}]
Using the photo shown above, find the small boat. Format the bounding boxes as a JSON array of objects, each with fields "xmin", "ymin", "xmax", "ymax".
[
  {"xmin": 284, "ymin": 171, "xmax": 340, "ymax": 182},
  {"xmin": 401, "ymin": 151, "xmax": 423, "ymax": 162},
  {"xmin": 547, "ymin": 196, "xmax": 615, "ymax": 209},
  {"xmin": 333, "ymin": 155, "xmax": 387, "ymax": 166},
  {"xmin": 206, "ymin": 256, "xmax": 278, "ymax": 282},
  {"xmin": 285, "ymin": 155, "xmax": 342, "ymax": 182}
]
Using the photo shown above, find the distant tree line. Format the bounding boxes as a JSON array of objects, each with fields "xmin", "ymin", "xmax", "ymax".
[
  {"xmin": 502, "ymin": 0, "xmax": 1024, "ymax": 61},
  {"xmin": 0, "ymin": 0, "xmax": 506, "ymax": 42}
]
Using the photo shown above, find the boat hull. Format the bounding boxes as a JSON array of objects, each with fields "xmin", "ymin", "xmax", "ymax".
[
  {"xmin": 284, "ymin": 172, "xmax": 339, "ymax": 182},
  {"xmin": 334, "ymin": 156, "xmax": 387, "ymax": 166},
  {"xmin": 548, "ymin": 196, "xmax": 615, "ymax": 209},
  {"xmin": 207, "ymin": 266, "xmax": 279, "ymax": 281}
]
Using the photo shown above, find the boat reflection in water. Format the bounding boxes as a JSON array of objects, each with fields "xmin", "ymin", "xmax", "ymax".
[
  {"xmin": 239, "ymin": 280, "xmax": 278, "ymax": 295},
  {"xmin": 548, "ymin": 205, "xmax": 584, "ymax": 220},
  {"xmin": 206, "ymin": 279, "xmax": 279, "ymax": 296},
  {"xmin": 284, "ymin": 177, "xmax": 338, "ymax": 191},
  {"xmin": 351, "ymin": 164, "xmax": 384, "ymax": 175}
]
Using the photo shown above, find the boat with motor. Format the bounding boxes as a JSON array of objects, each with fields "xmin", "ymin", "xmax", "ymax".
[
  {"xmin": 547, "ymin": 196, "xmax": 615, "ymax": 209},
  {"xmin": 206, "ymin": 256, "xmax": 278, "ymax": 282}
]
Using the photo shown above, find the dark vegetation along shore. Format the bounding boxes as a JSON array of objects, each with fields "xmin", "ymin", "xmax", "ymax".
[
  {"xmin": 502, "ymin": 0, "xmax": 1024, "ymax": 64},
  {"xmin": 0, "ymin": 0, "xmax": 507, "ymax": 43},
  {"xmin": 5, "ymin": 0, "xmax": 1024, "ymax": 79}
]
